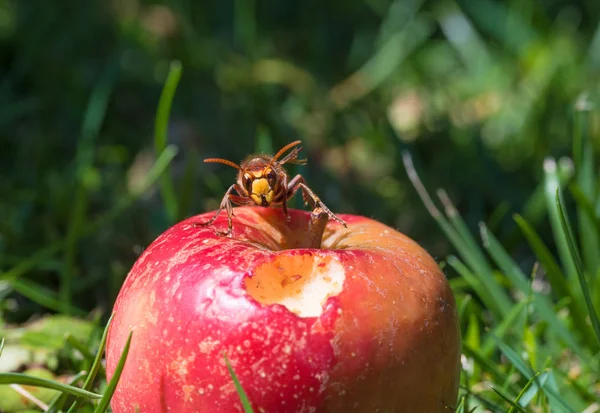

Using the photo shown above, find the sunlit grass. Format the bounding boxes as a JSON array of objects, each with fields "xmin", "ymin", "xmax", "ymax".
[{"xmin": 402, "ymin": 104, "xmax": 599, "ymax": 412}]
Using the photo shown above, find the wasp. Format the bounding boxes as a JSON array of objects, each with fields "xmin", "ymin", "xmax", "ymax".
[{"xmin": 198, "ymin": 140, "xmax": 347, "ymax": 236}]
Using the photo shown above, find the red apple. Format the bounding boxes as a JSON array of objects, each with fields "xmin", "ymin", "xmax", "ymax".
[{"xmin": 106, "ymin": 207, "xmax": 460, "ymax": 413}]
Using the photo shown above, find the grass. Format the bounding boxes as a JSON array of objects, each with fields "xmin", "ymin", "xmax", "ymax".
[
  {"xmin": 0, "ymin": 316, "xmax": 121, "ymax": 412},
  {"xmin": 224, "ymin": 353, "xmax": 254, "ymax": 413},
  {"xmin": 403, "ymin": 126, "xmax": 600, "ymax": 411},
  {"xmin": 2, "ymin": 0, "xmax": 600, "ymax": 411},
  {"xmin": 0, "ymin": 61, "xmax": 180, "ymax": 412}
]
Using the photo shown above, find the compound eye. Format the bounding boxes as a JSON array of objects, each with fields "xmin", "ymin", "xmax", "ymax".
[{"xmin": 266, "ymin": 169, "xmax": 277, "ymax": 186}]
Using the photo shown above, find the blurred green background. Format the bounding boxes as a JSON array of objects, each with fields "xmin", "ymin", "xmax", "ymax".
[{"xmin": 1, "ymin": 0, "xmax": 598, "ymax": 320}]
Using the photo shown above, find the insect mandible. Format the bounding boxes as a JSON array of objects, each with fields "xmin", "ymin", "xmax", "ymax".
[{"xmin": 197, "ymin": 140, "xmax": 347, "ymax": 236}]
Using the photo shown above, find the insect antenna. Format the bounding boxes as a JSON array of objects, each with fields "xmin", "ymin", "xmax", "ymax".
[
  {"xmin": 272, "ymin": 141, "xmax": 307, "ymax": 166},
  {"xmin": 272, "ymin": 140, "xmax": 302, "ymax": 161},
  {"xmin": 204, "ymin": 158, "xmax": 241, "ymax": 170},
  {"xmin": 279, "ymin": 148, "xmax": 307, "ymax": 165}
]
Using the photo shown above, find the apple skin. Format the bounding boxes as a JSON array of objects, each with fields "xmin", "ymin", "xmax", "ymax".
[{"xmin": 106, "ymin": 207, "xmax": 461, "ymax": 413}]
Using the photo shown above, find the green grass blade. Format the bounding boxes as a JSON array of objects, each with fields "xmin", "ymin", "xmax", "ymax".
[
  {"xmin": 446, "ymin": 256, "xmax": 500, "ymax": 315},
  {"xmin": 63, "ymin": 183, "xmax": 89, "ymax": 313},
  {"xmin": 93, "ymin": 331, "xmax": 133, "ymax": 413},
  {"xmin": 513, "ymin": 214, "xmax": 570, "ymax": 297},
  {"xmin": 502, "ymin": 162, "xmax": 573, "ymax": 251},
  {"xmin": 491, "ymin": 335, "xmax": 534, "ymax": 378},
  {"xmin": 537, "ymin": 371, "xmax": 578, "ymax": 413},
  {"xmin": 10, "ymin": 278, "xmax": 86, "ymax": 316},
  {"xmin": 63, "ymin": 61, "xmax": 118, "ymax": 314},
  {"xmin": 508, "ymin": 372, "xmax": 540, "ymax": 413},
  {"xmin": 570, "ymin": 184, "xmax": 600, "ymax": 237},
  {"xmin": 46, "ymin": 371, "xmax": 86, "ymax": 413},
  {"xmin": 554, "ymin": 367, "xmax": 598, "ymax": 404},
  {"xmin": 492, "ymin": 387, "xmax": 527, "ymax": 413},
  {"xmin": 481, "ymin": 299, "xmax": 528, "ymax": 357},
  {"xmin": 154, "ymin": 60, "xmax": 183, "ymax": 223},
  {"xmin": 234, "ymin": 0, "xmax": 256, "ymax": 52},
  {"xmin": 458, "ymin": 385, "xmax": 507, "ymax": 412},
  {"xmin": 454, "ymin": 396, "xmax": 465, "ymax": 413},
  {"xmin": 556, "ymin": 190, "xmax": 600, "ymax": 348},
  {"xmin": 437, "ymin": 190, "xmax": 499, "ymax": 277},
  {"xmin": 572, "ymin": 98, "xmax": 600, "ymax": 277},
  {"xmin": 0, "ymin": 373, "xmax": 102, "ymax": 399},
  {"xmin": 464, "ymin": 313, "xmax": 481, "ymax": 388},
  {"xmin": 82, "ymin": 313, "xmax": 112, "ymax": 387},
  {"xmin": 520, "ymin": 180, "xmax": 551, "ymax": 227},
  {"xmin": 487, "ymin": 201, "xmax": 510, "ymax": 233},
  {"xmin": 479, "ymin": 222, "xmax": 530, "ymax": 292},
  {"xmin": 403, "ymin": 152, "xmax": 510, "ymax": 317},
  {"xmin": 331, "ymin": 16, "xmax": 433, "ymax": 109},
  {"xmin": 224, "ymin": 353, "xmax": 254, "ymax": 413},
  {"xmin": 544, "ymin": 158, "xmax": 577, "ymax": 279},
  {"xmin": 462, "ymin": 344, "xmax": 514, "ymax": 390},
  {"xmin": 491, "ymin": 335, "xmax": 577, "ymax": 413},
  {"xmin": 481, "ymin": 223, "xmax": 585, "ymax": 355},
  {"xmin": 539, "ymin": 370, "xmax": 579, "ymax": 413},
  {"xmin": 0, "ymin": 338, "xmax": 4, "ymax": 358},
  {"xmin": 65, "ymin": 333, "xmax": 96, "ymax": 364},
  {"xmin": 101, "ymin": 145, "xmax": 179, "ymax": 218},
  {"xmin": 177, "ymin": 147, "xmax": 199, "ymax": 221},
  {"xmin": 438, "ymin": 191, "xmax": 512, "ymax": 306},
  {"xmin": 456, "ymin": 293, "xmax": 472, "ymax": 323},
  {"xmin": 66, "ymin": 314, "xmax": 113, "ymax": 413},
  {"xmin": 514, "ymin": 214, "xmax": 594, "ymax": 346}
]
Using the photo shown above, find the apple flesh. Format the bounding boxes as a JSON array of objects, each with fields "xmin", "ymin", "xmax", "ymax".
[{"xmin": 106, "ymin": 207, "xmax": 460, "ymax": 413}]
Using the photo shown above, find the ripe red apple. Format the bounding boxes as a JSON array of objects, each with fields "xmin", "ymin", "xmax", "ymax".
[{"xmin": 106, "ymin": 207, "xmax": 460, "ymax": 413}]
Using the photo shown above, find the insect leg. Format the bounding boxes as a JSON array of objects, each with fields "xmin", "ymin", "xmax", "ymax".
[
  {"xmin": 287, "ymin": 175, "xmax": 347, "ymax": 227},
  {"xmin": 287, "ymin": 174, "xmax": 311, "ymax": 206},
  {"xmin": 280, "ymin": 172, "xmax": 291, "ymax": 222},
  {"xmin": 194, "ymin": 184, "xmax": 238, "ymax": 236},
  {"xmin": 278, "ymin": 147, "xmax": 307, "ymax": 166}
]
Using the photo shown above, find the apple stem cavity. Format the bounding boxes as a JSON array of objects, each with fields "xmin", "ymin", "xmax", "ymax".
[{"xmin": 306, "ymin": 207, "xmax": 328, "ymax": 249}]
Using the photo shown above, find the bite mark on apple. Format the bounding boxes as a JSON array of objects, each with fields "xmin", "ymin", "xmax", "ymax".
[{"xmin": 245, "ymin": 253, "xmax": 345, "ymax": 317}]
